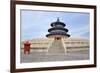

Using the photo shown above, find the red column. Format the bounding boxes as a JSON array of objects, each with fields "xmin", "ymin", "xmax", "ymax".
[{"xmin": 24, "ymin": 41, "xmax": 31, "ymax": 54}]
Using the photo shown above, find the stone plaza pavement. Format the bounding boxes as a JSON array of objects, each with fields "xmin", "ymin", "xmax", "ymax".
[{"xmin": 21, "ymin": 49, "xmax": 89, "ymax": 63}]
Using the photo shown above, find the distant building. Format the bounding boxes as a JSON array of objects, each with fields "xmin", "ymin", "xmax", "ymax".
[{"xmin": 21, "ymin": 18, "xmax": 89, "ymax": 54}]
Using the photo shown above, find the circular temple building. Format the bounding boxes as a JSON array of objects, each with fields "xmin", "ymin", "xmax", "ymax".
[{"xmin": 46, "ymin": 18, "xmax": 70, "ymax": 39}]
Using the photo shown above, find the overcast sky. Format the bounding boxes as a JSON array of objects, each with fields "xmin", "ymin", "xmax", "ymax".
[{"xmin": 21, "ymin": 9, "xmax": 90, "ymax": 41}]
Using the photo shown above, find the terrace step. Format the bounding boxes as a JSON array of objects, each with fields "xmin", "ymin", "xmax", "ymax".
[{"xmin": 48, "ymin": 39, "xmax": 65, "ymax": 54}]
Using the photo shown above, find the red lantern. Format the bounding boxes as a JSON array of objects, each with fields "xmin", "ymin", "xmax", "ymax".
[{"xmin": 24, "ymin": 41, "xmax": 31, "ymax": 54}]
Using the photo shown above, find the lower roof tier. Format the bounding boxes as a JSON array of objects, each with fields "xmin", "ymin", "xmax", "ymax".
[
  {"xmin": 46, "ymin": 33, "xmax": 70, "ymax": 37},
  {"xmin": 48, "ymin": 27, "xmax": 68, "ymax": 32}
]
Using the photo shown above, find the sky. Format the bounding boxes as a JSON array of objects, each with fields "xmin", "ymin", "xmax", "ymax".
[{"xmin": 21, "ymin": 9, "xmax": 90, "ymax": 41}]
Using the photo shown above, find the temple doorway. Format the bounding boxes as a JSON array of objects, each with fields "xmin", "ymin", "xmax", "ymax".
[{"xmin": 55, "ymin": 37, "xmax": 61, "ymax": 40}]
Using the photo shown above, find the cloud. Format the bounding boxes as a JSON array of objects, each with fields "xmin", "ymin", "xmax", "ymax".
[{"xmin": 70, "ymin": 24, "xmax": 89, "ymax": 38}]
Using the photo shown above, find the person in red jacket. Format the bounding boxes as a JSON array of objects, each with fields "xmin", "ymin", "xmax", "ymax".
[{"xmin": 24, "ymin": 41, "xmax": 31, "ymax": 54}]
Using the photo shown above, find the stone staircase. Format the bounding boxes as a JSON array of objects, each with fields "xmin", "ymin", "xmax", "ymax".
[{"xmin": 48, "ymin": 39, "xmax": 65, "ymax": 54}]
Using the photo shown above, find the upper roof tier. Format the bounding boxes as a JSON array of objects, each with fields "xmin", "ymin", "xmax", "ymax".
[{"xmin": 51, "ymin": 18, "xmax": 66, "ymax": 27}]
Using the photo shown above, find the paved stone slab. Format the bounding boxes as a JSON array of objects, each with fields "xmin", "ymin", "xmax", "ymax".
[{"xmin": 21, "ymin": 49, "xmax": 89, "ymax": 63}]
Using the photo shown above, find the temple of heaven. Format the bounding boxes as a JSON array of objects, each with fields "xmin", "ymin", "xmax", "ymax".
[
  {"xmin": 46, "ymin": 18, "xmax": 70, "ymax": 39},
  {"xmin": 21, "ymin": 18, "xmax": 89, "ymax": 62}
]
